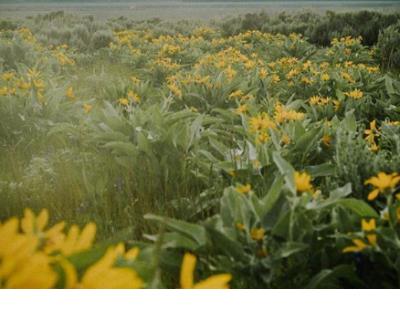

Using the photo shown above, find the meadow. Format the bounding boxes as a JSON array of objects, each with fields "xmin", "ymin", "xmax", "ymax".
[
  {"xmin": 1, "ymin": 1, "xmax": 400, "ymax": 20},
  {"xmin": 1, "ymin": 5, "xmax": 400, "ymax": 288}
]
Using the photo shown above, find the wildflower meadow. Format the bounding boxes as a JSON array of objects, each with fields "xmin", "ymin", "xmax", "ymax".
[{"xmin": 1, "ymin": 8, "xmax": 400, "ymax": 289}]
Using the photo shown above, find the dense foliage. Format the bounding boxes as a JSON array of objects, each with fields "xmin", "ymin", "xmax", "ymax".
[
  {"xmin": 220, "ymin": 10, "xmax": 400, "ymax": 67},
  {"xmin": 1, "ymin": 11, "xmax": 400, "ymax": 288}
]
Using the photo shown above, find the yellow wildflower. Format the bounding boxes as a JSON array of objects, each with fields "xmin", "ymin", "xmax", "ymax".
[
  {"xmin": 236, "ymin": 184, "xmax": 251, "ymax": 194},
  {"xmin": 321, "ymin": 73, "xmax": 330, "ymax": 81},
  {"xmin": 259, "ymin": 68, "xmax": 267, "ymax": 79},
  {"xmin": 62, "ymin": 244, "xmax": 143, "ymax": 289},
  {"xmin": 118, "ymin": 98, "xmax": 129, "ymax": 106},
  {"xmin": 66, "ymin": 86, "xmax": 75, "ymax": 100},
  {"xmin": 294, "ymin": 171, "xmax": 313, "ymax": 193},
  {"xmin": 83, "ymin": 103, "xmax": 93, "ymax": 113},
  {"xmin": 256, "ymin": 131, "xmax": 270, "ymax": 144},
  {"xmin": 229, "ymin": 90, "xmax": 244, "ymax": 100},
  {"xmin": 249, "ymin": 113, "xmax": 276, "ymax": 133},
  {"xmin": 127, "ymin": 90, "xmax": 140, "ymax": 103},
  {"xmin": 47, "ymin": 223, "xmax": 96, "ymax": 256},
  {"xmin": 250, "ymin": 228, "xmax": 265, "ymax": 241},
  {"xmin": 2, "ymin": 72, "xmax": 15, "ymax": 81},
  {"xmin": 364, "ymin": 172, "xmax": 400, "ymax": 201},
  {"xmin": 322, "ymin": 135, "xmax": 332, "ymax": 147},
  {"xmin": 345, "ymin": 89, "xmax": 363, "ymax": 100},
  {"xmin": 235, "ymin": 104, "xmax": 248, "ymax": 115},
  {"xmin": 180, "ymin": 253, "xmax": 232, "ymax": 289}
]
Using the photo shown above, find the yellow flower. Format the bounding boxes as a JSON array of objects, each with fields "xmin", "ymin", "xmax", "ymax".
[
  {"xmin": 0, "ymin": 217, "xmax": 57, "ymax": 289},
  {"xmin": 309, "ymin": 96, "xmax": 321, "ymax": 105},
  {"xmin": 271, "ymin": 74, "xmax": 280, "ymax": 83},
  {"xmin": 259, "ymin": 68, "xmax": 267, "ymax": 79},
  {"xmin": 322, "ymin": 135, "xmax": 332, "ymax": 147},
  {"xmin": 301, "ymin": 76, "xmax": 312, "ymax": 85},
  {"xmin": 62, "ymin": 244, "xmax": 143, "ymax": 289},
  {"xmin": 4, "ymin": 252, "xmax": 57, "ymax": 289},
  {"xmin": 364, "ymin": 172, "xmax": 400, "ymax": 201},
  {"xmin": 236, "ymin": 184, "xmax": 251, "ymax": 194},
  {"xmin": 0, "ymin": 86, "xmax": 9, "ymax": 96},
  {"xmin": 66, "ymin": 86, "xmax": 75, "ymax": 100},
  {"xmin": 342, "ymin": 239, "xmax": 368, "ymax": 253},
  {"xmin": 20, "ymin": 208, "xmax": 66, "ymax": 254},
  {"xmin": 345, "ymin": 89, "xmax": 363, "ymax": 99},
  {"xmin": 118, "ymin": 98, "xmax": 129, "ymax": 106},
  {"xmin": 249, "ymin": 113, "xmax": 276, "ymax": 133},
  {"xmin": 281, "ymin": 133, "xmax": 291, "ymax": 145},
  {"xmin": 83, "ymin": 103, "xmax": 93, "ymax": 113},
  {"xmin": 361, "ymin": 219, "xmax": 376, "ymax": 232},
  {"xmin": 168, "ymin": 83, "xmax": 182, "ymax": 98},
  {"xmin": 127, "ymin": 90, "xmax": 140, "ymax": 103},
  {"xmin": 2, "ymin": 71, "xmax": 15, "ymax": 81},
  {"xmin": 17, "ymin": 80, "xmax": 31, "ymax": 90},
  {"xmin": 52, "ymin": 223, "xmax": 96, "ymax": 256},
  {"xmin": 229, "ymin": 90, "xmax": 244, "ymax": 100},
  {"xmin": 362, "ymin": 219, "xmax": 377, "ymax": 246},
  {"xmin": 364, "ymin": 120, "xmax": 380, "ymax": 152},
  {"xmin": 131, "ymin": 76, "xmax": 141, "ymax": 84},
  {"xmin": 235, "ymin": 104, "xmax": 248, "ymax": 115},
  {"xmin": 321, "ymin": 73, "xmax": 330, "ymax": 81},
  {"xmin": 294, "ymin": 171, "xmax": 313, "ymax": 193},
  {"xmin": 256, "ymin": 131, "xmax": 269, "ymax": 144},
  {"xmin": 180, "ymin": 253, "xmax": 232, "ymax": 289},
  {"xmin": 224, "ymin": 66, "xmax": 237, "ymax": 81},
  {"xmin": 274, "ymin": 103, "xmax": 304, "ymax": 124},
  {"xmin": 250, "ymin": 228, "xmax": 265, "ymax": 241}
]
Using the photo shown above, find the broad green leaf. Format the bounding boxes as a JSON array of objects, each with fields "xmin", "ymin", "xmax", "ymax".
[
  {"xmin": 274, "ymin": 242, "xmax": 308, "ymax": 259},
  {"xmin": 205, "ymin": 226, "xmax": 247, "ymax": 261},
  {"xmin": 256, "ymin": 175, "xmax": 284, "ymax": 219},
  {"xmin": 338, "ymin": 198, "xmax": 379, "ymax": 218},
  {"xmin": 144, "ymin": 214, "xmax": 208, "ymax": 247},
  {"xmin": 272, "ymin": 152, "xmax": 295, "ymax": 195}
]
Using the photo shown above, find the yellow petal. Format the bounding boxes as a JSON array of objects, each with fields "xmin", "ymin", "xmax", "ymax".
[
  {"xmin": 193, "ymin": 274, "xmax": 232, "ymax": 289},
  {"xmin": 75, "ymin": 222, "xmax": 96, "ymax": 252},
  {"xmin": 180, "ymin": 253, "xmax": 196, "ymax": 289},
  {"xmin": 37, "ymin": 209, "xmax": 49, "ymax": 231},
  {"xmin": 21, "ymin": 209, "xmax": 34, "ymax": 234},
  {"xmin": 125, "ymin": 247, "xmax": 140, "ymax": 260},
  {"xmin": 367, "ymin": 189, "xmax": 379, "ymax": 201}
]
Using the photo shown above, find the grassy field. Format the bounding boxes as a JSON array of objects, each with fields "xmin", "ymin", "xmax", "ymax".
[
  {"xmin": 1, "ymin": 1, "xmax": 400, "ymax": 20},
  {"xmin": 1, "ymin": 5, "xmax": 400, "ymax": 289}
]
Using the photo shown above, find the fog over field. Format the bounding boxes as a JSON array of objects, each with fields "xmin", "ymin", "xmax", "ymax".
[{"xmin": 1, "ymin": 1, "xmax": 399, "ymax": 20}]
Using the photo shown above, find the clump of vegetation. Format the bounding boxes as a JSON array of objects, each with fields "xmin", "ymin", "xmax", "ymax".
[{"xmin": 220, "ymin": 10, "xmax": 400, "ymax": 47}]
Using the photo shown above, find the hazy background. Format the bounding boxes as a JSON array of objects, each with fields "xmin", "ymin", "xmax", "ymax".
[{"xmin": 1, "ymin": 1, "xmax": 400, "ymax": 20}]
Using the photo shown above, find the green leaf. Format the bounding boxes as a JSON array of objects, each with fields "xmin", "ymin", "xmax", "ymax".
[
  {"xmin": 144, "ymin": 214, "xmax": 208, "ymax": 247},
  {"xmin": 306, "ymin": 265, "xmax": 363, "ymax": 288},
  {"xmin": 272, "ymin": 152, "xmax": 295, "ymax": 195},
  {"xmin": 144, "ymin": 232, "xmax": 199, "ymax": 250},
  {"xmin": 385, "ymin": 75, "xmax": 396, "ymax": 95},
  {"xmin": 305, "ymin": 163, "xmax": 335, "ymax": 177},
  {"xmin": 205, "ymin": 226, "xmax": 247, "ymax": 261},
  {"xmin": 274, "ymin": 242, "xmax": 308, "ymax": 259},
  {"xmin": 338, "ymin": 198, "xmax": 379, "ymax": 218},
  {"xmin": 256, "ymin": 175, "xmax": 284, "ymax": 219}
]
